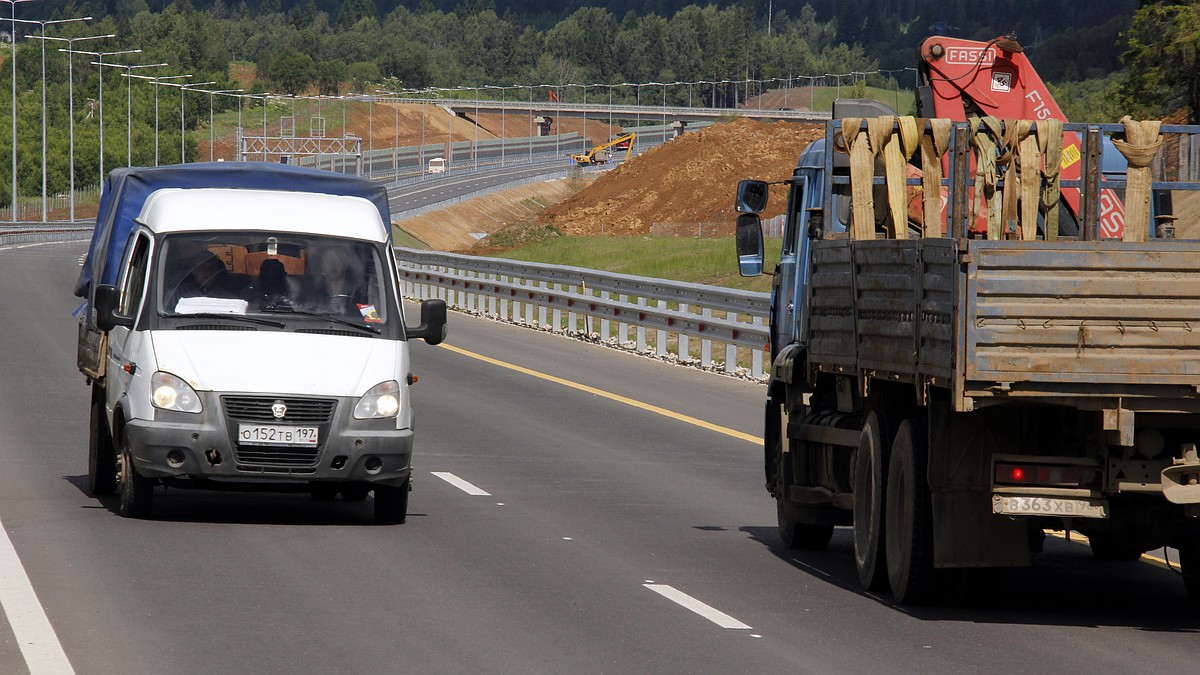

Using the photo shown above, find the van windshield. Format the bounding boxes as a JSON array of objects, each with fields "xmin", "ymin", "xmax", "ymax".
[{"xmin": 158, "ymin": 233, "xmax": 389, "ymax": 326}]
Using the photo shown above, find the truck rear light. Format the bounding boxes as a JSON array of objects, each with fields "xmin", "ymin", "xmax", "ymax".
[{"xmin": 995, "ymin": 463, "xmax": 1081, "ymax": 487}]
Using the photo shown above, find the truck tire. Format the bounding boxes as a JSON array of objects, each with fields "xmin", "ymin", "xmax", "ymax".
[
  {"xmin": 854, "ymin": 411, "xmax": 891, "ymax": 591},
  {"xmin": 88, "ymin": 400, "xmax": 117, "ymax": 496},
  {"xmin": 1181, "ymin": 543, "xmax": 1200, "ymax": 604},
  {"xmin": 1088, "ymin": 534, "xmax": 1144, "ymax": 562},
  {"xmin": 885, "ymin": 418, "xmax": 939, "ymax": 605},
  {"xmin": 118, "ymin": 436, "xmax": 154, "ymax": 519},
  {"xmin": 777, "ymin": 496, "xmax": 834, "ymax": 550},
  {"xmin": 374, "ymin": 481, "xmax": 409, "ymax": 524}
]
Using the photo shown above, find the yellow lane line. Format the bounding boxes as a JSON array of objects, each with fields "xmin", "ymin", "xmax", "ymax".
[
  {"xmin": 438, "ymin": 342, "xmax": 761, "ymax": 445},
  {"xmin": 1045, "ymin": 530, "xmax": 1176, "ymax": 571}
]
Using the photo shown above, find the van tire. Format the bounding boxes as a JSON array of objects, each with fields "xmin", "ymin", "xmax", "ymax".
[
  {"xmin": 118, "ymin": 437, "xmax": 154, "ymax": 519},
  {"xmin": 88, "ymin": 400, "xmax": 117, "ymax": 496},
  {"xmin": 374, "ymin": 481, "xmax": 409, "ymax": 524}
]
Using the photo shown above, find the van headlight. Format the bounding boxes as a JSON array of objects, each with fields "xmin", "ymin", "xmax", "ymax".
[
  {"xmin": 151, "ymin": 371, "xmax": 203, "ymax": 413},
  {"xmin": 354, "ymin": 380, "xmax": 400, "ymax": 419}
]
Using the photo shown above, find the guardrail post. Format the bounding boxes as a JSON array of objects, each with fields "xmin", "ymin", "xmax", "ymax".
[
  {"xmin": 725, "ymin": 341, "xmax": 737, "ymax": 374},
  {"xmin": 501, "ymin": 274, "xmax": 510, "ymax": 320},
  {"xmin": 636, "ymin": 296, "xmax": 647, "ymax": 352},
  {"xmin": 701, "ymin": 307, "xmax": 713, "ymax": 368},
  {"xmin": 567, "ymin": 284, "xmax": 578, "ymax": 334},
  {"xmin": 600, "ymin": 291, "xmax": 611, "ymax": 341},
  {"xmin": 752, "ymin": 316, "xmax": 764, "ymax": 378},
  {"xmin": 656, "ymin": 298, "xmax": 667, "ymax": 357},
  {"xmin": 619, "ymin": 294, "xmax": 629, "ymax": 344},
  {"xmin": 678, "ymin": 303, "xmax": 689, "ymax": 362},
  {"xmin": 488, "ymin": 274, "xmax": 498, "ymax": 317},
  {"xmin": 551, "ymin": 282, "xmax": 563, "ymax": 331},
  {"xmin": 538, "ymin": 280, "xmax": 548, "ymax": 328}
]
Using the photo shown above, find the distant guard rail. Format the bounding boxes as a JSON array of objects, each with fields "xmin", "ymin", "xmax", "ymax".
[{"xmin": 394, "ymin": 248, "xmax": 772, "ymax": 378}]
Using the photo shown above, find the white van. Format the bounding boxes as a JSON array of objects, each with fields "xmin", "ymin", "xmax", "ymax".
[
  {"xmin": 427, "ymin": 157, "xmax": 446, "ymax": 174},
  {"xmin": 76, "ymin": 163, "xmax": 446, "ymax": 522}
]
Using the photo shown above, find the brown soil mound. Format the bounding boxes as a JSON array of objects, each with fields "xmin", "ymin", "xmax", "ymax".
[{"xmin": 537, "ymin": 118, "xmax": 823, "ymax": 236}]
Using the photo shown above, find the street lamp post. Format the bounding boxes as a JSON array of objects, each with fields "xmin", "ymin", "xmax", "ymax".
[
  {"xmin": 176, "ymin": 81, "xmax": 215, "ymax": 163},
  {"xmin": 2, "ymin": 0, "xmax": 38, "ymax": 221},
  {"xmin": 65, "ymin": 47, "xmax": 141, "ymax": 185},
  {"xmin": 18, "ymin": 16, "xmax": 91, "ymax": 221},
  {"xmin": 200, "ymin": 88, "xmax": 241, "ymax": 161},
  {"xmin": 94, "ymin": 61, "xmax": 168, "ymax": 167},
  {"xmin": 33, "ymin": 33, "xmax": 111, "ymax": 222},
  {"xmin": 124, "ymin": 73, "xmax": 191, "ymax": 166}
]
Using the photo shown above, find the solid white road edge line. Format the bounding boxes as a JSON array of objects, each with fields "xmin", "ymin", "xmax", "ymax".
[
  {"xmin": 643, "ymin": 583, "xmax": 752, "ymax": 630},
  {"xmin": 0, "ymin": 519, "xmax": 74, "ymax": 674},
  {"xmin": 430, "ymin": 471, "xmax": 492, "ymax": 496}
]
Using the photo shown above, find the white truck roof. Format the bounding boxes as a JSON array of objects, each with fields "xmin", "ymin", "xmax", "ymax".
[{"xmin": 137, "ymin": 188, "xmax": 389, "ymax": 242}]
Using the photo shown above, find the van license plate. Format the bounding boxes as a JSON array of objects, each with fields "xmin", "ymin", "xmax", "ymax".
[
  {"xmin": 238, "ymin": 424, "xmax": 319, "ymax": 446},
  {"xmin": 992, "ymin": 495, "xmax": 1107, "ymax": 519}
]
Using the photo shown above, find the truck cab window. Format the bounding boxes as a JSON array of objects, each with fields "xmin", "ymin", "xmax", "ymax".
[{"xmin": 120, "ymin": 234, "xmax": 151, "ymax": 319}]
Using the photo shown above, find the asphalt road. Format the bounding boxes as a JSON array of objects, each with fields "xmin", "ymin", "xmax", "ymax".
[
  {"xmin": 386, "ymin": 161, "xmax": 574, "ymax": 216},
  {"xmin": 1, "ymin": 240, "xmax": 1198, "ymax": 674}
]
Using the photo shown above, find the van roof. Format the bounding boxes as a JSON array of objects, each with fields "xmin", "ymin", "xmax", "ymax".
[
  {"xmin": 139, "ymin": 189, "xmax": 387, "ymax": 241},
  {"xmin": 75, "ymin": 162, "xmax": 391, "ymax": 300}
]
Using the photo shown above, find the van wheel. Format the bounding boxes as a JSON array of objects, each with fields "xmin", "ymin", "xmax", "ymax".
[
  {"xmin": 88, "ymin": 400, "xmax": 117, "ymax": 496},
  {"xmin": 374, "ymin": 481, "xmax": 409, "ymax": 524},
  {"xmin": 341, "ymin": 484, "xmax": 370, "ymax": 502},
  {"xmin": 117, "ymin": 437, "xmax": 154, "ymax": 519},
  {"xmin": 309, "ymin": 483, "xmax": 338, "ymax": 501},
  {"xmin": 854, "ymin": 411, "xmax": 891, "ymax": 591},
  {"xmin": 885, "ymin": 419, "xmax": 939, "ymax": 605}
]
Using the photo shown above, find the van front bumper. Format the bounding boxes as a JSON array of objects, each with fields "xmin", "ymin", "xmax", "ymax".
[{"xmin": 123, "ymin": 392, "xmax": 413, "ymax": 488}]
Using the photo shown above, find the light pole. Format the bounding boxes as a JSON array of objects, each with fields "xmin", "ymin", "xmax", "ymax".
[
  {"xmin": 66, "ymin": 47, "xmax": 141, "ymax": 185},
  {"xmin": 94, "ymin": 61, "xmax": 168, "ymax": 167},
  {"xmin": 124, "ymin": 72, "xmax": 191, "ymax": 166},
  {"xmin": 2, "ymin": 0, "xmax": 37, "ymax": 221},
  {"xmin": 176, "ymin": 81, "xmax": 215, "ymax": 163},
  {"xmin": 199, "ymin": 88, "xmax": 241, "ymax": 161},
  {"xmin": 33, "ymin": 33, "xmax": 111, "ymax": 222},
  {"xmin": 18, "ymin": 16, "xmax": 91, "ymax": 221}
]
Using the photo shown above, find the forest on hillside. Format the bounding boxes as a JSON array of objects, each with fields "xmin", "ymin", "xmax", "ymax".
[{"xmin": 0, "ymin": 0, "xmax": 1180, "ymax": 208}]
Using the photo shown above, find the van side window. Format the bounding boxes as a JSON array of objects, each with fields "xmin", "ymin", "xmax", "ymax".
[{"xmin": 121, "ymin": 234, "xmax": 151, "ymax": 319}]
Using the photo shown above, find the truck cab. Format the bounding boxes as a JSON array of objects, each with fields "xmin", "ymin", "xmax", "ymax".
[{"xmin": 78, "ymin": 163, "xmax": 447, "ymax": 522}]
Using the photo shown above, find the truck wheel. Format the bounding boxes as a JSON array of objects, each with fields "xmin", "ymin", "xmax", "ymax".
[
  {"xmin": 1180, "ymin": 544, "xmax": 1200, "ymax": 604},
  {"xmin": 854, "ymin": 411, "xmax": 891, "ymax": 591},
  {"xmin": 1088, "ymin": 534, "xmax": 1144, "ymax": 562},
  {"xmin": 885, "ymin": 418, "xmax": 939, "ymax": 605},
  {"xmin": 117, "ymin": 436, "xmax": 154, "ymax": 519},
  {"xmin": 88, "ymin": 400, "xmax": 117, "ymax": 496},
  {"xmin": 777, "ymin": 497, "xmax": 834, "ymax": 550},
  {"xmin": 374, "ymin": 481, "xmax": 409, "ymax": 524}
]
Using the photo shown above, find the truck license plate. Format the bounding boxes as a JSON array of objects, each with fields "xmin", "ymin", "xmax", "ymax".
[
  {"xmin": 993, "ymin": 495, "xmax": 1107, "ymax": 518},
  {"xmin": 238, "ymin": 424, "xmax": 319, "ymax": 446}
]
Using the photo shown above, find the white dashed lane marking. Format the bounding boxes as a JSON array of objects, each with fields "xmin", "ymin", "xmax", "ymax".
[{"xmin": 430, "ymin": 471, "xmax": 492, "ymax": 496}]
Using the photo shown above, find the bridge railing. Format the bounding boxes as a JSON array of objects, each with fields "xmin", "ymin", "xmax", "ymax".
[{"xmin": 394, "ymin": 247, "xmax": 771, "ymax": 378}]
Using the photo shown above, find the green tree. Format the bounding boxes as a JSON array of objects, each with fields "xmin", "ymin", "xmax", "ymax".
[
  {"xmin": 270, "ymin": 49, "xmax": 317, "ymax": 95},
  {"xmin": 317, "ymin": 59, "xmax": 348, "ymax": 95},
  {"xmin": 1120, "ymin": 2, "xmax": 1200, "ymax": 121}
]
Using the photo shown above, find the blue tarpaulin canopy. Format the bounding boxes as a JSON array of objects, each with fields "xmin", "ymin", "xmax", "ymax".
[{"xmin": 73, "ymin": 162, "xmax": 392, "ymax": 303}]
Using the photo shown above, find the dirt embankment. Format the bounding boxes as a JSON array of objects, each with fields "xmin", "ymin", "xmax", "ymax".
[{"xmin": 537, "ymin": 118, "xmax": 823, "ymax": 236}]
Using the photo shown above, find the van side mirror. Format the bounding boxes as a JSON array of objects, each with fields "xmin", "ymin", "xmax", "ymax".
[
  {"xmin": 735, "ymin": 213, "xmax": 765, "ymax": 276},
  {"xmin": 409, "ymin": 299, "xmax": 448, "ymax": 345},
  {"xmin": 94, "ymin": 284, "xmax": 134, "ymax": 331},
  {"xmin": 736, "ymin": 180, "xmax": 769, "ymax": 214}
]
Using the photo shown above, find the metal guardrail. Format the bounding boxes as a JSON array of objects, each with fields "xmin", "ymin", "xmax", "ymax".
[
  {"xmin": 394, "ymin": 247, "xmax": 772, "ymax": 378},
  {"xmin": 0, "ymin": 225, "xmax": 91, "ymax": 246}
]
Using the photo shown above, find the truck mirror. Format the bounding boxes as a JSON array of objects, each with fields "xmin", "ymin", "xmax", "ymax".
[
  {"xmin": 409, "ymin": 299, "xmax": 448, "ymax": 345},
  {"xmin": 735, "ymin": 213, "xmax": 765, "ymax": 276},
  {"xmin": 736, "ymin": 180, "xmax": 769, "ymax": 214},
  {"xmin": 94, "ymin": 284, "xmax": 134, "ymax": 332}
]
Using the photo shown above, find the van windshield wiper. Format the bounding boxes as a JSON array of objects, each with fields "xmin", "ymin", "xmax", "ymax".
[
  {"xmin": 262, "ymin": 306, "xmax": 381, "ymax": 334},
  {"xmin": 174, "ymin": 312, "xmax": 285, "ymax": 328}
]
